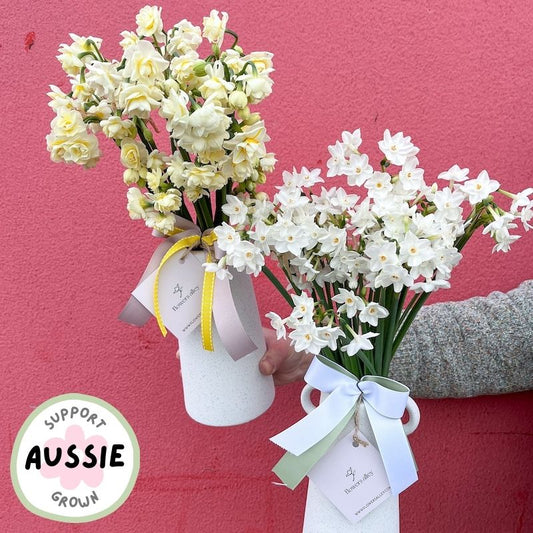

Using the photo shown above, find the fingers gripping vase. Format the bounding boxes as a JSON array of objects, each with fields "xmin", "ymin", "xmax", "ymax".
[
  {"xmin": 300, "ymin": 385, "xmax": 420, "ymax": 532},
  {"xmin": 178, "ymin": 266, "xmax": 275, "ymax": 426}
]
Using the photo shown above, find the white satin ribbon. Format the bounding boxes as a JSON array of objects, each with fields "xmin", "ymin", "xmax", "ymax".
[{"xmin": 270, "ymin": 355, "xmax": 418, "ymax": 495}]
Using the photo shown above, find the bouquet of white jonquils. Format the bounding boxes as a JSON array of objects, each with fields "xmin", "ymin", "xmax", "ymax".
[
  {"xmin": 46, "ymin": 5, "xmax": 276, "ymax": 235},
  {"xmin": 213, "ymin": 128, "xmax": 532, "ymax": 378}
]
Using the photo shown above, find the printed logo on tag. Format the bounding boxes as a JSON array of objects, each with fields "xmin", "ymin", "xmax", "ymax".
[
  {"xmin": 11, "ymin": 394, "xmax": 140, "ymax": 523},
  {"xmin": 308, "ymin": 430, "xmax": 391, "ymax": 524},
  {"xmin": 132, "ymin": 251, "xmax": 204, "ymax": 338}
]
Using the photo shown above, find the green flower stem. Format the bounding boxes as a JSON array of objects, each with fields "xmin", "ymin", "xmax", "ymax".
[
  {"xmin": 392, "ymin": 291, "xmax": 431, "ymax": 355},
  {"xmin": 262, "ymin": 264, "xmax": 294, "ymax": 307},
  {"xmin": 225, "ymin": 29, "xmax": 239, "ymax": 49},
  {"xmin": 177, "ymin": 202, "xmax": 193, "ymax": 222},
  {"xmin": 194, "ymin": 201, "xmax": 207, "ymax": 230},
  {"xmin": 282, "ymin": 265, "xmax": 301, "ymax": 296},
  {"xmin": 382, "ymin": 289, "xmax": 400, "ymax": 377},
  {"xmin": 373, "ymin": 288, "xmax": 385, "ymax": 374},
  {"xmin": 134, "ymin": 117, "xmax": 157, "ymax": 152},
  {"xmin": 214, "ymin": 186, "xmax": 227, "ymax": 226},
  {"xmin": 196, "ymin": 197, "xmax": 213, "ymax": 231}
]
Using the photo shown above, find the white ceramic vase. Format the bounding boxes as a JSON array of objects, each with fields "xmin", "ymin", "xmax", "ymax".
[
  {"xmin": 300, "ymin": 385, "xmax": 420, "ymax": 532},
  {"xmin": 178, "ymin": 266, "xmax": 275, "ymax": 427}
]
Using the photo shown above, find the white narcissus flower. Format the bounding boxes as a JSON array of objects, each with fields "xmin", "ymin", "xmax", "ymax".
[
  {"xmin": 341, "ymin": 129, "xmax": 362, "ymax": 156},
  {"xmin": 331, "ymin": 289, "xmax": 364, "ymax": 318},
  {"xmin": 243, "ymin": 51, "xmax": 274, "ymax": 74},
  {"xmin": 126, "ymin": 187, "xmax": 151, "ymax": 219},
  {"xmin": 365, "ymin": 241, "xmax": 400, "ymax": 272},
  {"xmin": 378, "ymin": 129, "xmax": 419, "ymax": 166},
  {"xmin": 120, "ymin": 138, "xmax": 148, "ymax": 170},
  {"xmin": 56, "ymin": 34, "xmax": 103, "ymax": 76},
  {"xmin": 214, "ymin": 223, "xmax": 241, "ymax": 253},
  {"xmin": 47, "ymin": 86, "xmax": 73, "ymax": 111},
  {"xmin": 145, "ymin": 211, "xmax": 177, "ymax": 235},
  {"xmin": 299, "ymin": 167, "xmax": 324, "ymax": 188},
  {"xmin": 135, "ymin": 5, "xmax": 164, "ymax": 40},
  {"xmin": 317, "ymin": 327, "xmax": 345, "ymax": 350},
  {"xmin": 359, "ymin": 303, "xmax": 389, "ymax": 327},
  {"xmin": 147, "ymin": 189, "xmax": 182, "ymax": 213},
  {"xmin": 437, "ymin": 164, "xmax": 469, "ymax": 183},
  {"xmin": 179, "ymin": 102, "xmax": 231, "ymax": 154},
  {"xmin": 101, "ymin": 116, "xmax": 136, "ymax": 140},
  {"xmin": 50, "ymin": 108, "xmax": 86, "ymax": 138},
  {"xmin": 227, "ymin": 241, "xmax": 264, "ymax": 275},
  {"xmin": 399, "ymin": 231, "xmax": 435, "ymax": 267},
  {"xmin": 373, "ymin": 264, "xmax": 414, "ymax": 292},
  {"xmin": 238, "ymin": 73, "xmax": 273, "ymax": 104},
  {"xmin": 260, "ymin": 153, "xmax": 277, "ymax": 173},
  {"xmin": 365, "ymin": 171, "xmax": 394, "ymax": 199},
  {"xmin": 118, "ymin": 83, "xmax": 163, "ymax": 119},
  {"xmin": 46, "ymin": 131, "xmax": 100, "ymax": 168},
  {"xmin": 85, "ymin": 60, "xmax": 122, "ymax": 100},
  {"xmin": 411, "ymin": 279, "xmax": 451, "ymax": 293},
  {"xmin": 460, "ymin": 170, "xmax": 500, "ymax": 204},
  {"xmin": 266, "ymin": 312, "xmax": 287, "ymax": 340},
  {"xmin": 170, "ymin": 50, "xmax": 200, "ymax": 84},
  {"xmin": 340, "ymin": 332, "xmax": 379, "ymax": 356},
  {"xmin": 273, "ymin": 187, "xmax": 309, "ymax": 211},
  {"xmin": 202, "ymin": 9, "xmax": 229, "ymax": 47},
  {"xmin": 119, "ymin": 31, "xmax": 140, "ymax": 50},
  {"xmin": 482, "ymin": 212, "xmax": 520, "ymax": 252},
  {"xmin": 203, "ymin": 259, "xmax": 233, "ymax": 281},
  {"xmin": 317, "ymin": 226, "xmax": 347, "ymax": 256},
  {"xmin": 290, "ymin": 293, "xmax": 315, "ymax": 323},
  {"xmin": 122, "ymin": 40, "xmax": 169, "ymax": 85},
  {"xmin": 159, "ymin": 88, "xmax": 189, "ymax": 137},
  {"xmin": 289, "ymin": 323, "xmax": 328, "ymax": 355},
  {"xmin": 167, "ymin": 20, "xmax": 202, "ymax": 54},
  {"xmin": 432, "ymin": 188, "xmax": 465, "ymax": 222},
  {"xmin": 398, "ymin": 157, "xmax": 425, "ymax": 192},
  {"xmin": 326, "ymin": 141, "xmax": 346, "ymax": 177},
  {"xmin": 345, "ymin": 153, "xmax": 373, "ymax": 186},
  {"xmin": 222, "ymin": 195, "xmax": 248, "ymax": 226},
  {"xmin": 200, "ymin": 62, "xmax": 235, "ymax": 104}
]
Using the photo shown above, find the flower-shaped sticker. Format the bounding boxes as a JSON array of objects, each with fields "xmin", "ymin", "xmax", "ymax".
[{"xmin": 41, "ymin": 425, "xmax": 107, "ymax": 489}]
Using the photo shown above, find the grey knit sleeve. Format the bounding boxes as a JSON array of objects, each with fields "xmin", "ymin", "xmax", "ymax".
[{"xmin": 388, "ymin": 280, "xmax": 533, "ymax": 398}]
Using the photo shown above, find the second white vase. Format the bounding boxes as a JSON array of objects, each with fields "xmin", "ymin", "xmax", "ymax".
[{"xmin": 300, "ymin": 385, "xmax": 420, "ymax": 532}]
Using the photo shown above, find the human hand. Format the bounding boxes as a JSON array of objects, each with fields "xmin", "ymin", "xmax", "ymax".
[{"xmin": 259, "ymin": 328, "xmax": 313, "ymax": 385}]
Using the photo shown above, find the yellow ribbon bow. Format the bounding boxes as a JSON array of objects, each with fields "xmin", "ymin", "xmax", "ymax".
[{"xmin": 153, "ymin": 231, "xmax": 218, "ymax": 351}]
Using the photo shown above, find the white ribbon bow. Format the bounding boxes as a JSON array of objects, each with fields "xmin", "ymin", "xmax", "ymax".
[{"xmin": 270, "ymin": 355, "xmax": 418, "ymax": 495}]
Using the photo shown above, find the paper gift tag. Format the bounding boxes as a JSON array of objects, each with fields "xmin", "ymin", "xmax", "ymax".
[
  {"xmin": 132, "ymin": 251, "xmax": 204, "ymax": 339},
  {"xmin": 308, "ymin": 430, "xmax": 392, "ymax": 524}
]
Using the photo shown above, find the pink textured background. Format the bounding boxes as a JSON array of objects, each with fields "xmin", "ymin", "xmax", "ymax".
[{"xmin": 1, "ymin": 0, "xmax": 532, "ymax": 531}]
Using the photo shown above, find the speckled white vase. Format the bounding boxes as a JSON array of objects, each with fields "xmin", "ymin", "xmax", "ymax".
[
  {"xmin": 300, "ymin": 385, "xmax": 420, "ymax": 532},
  {"xmin": 178, "ymin": 267, "xmax": 275, "ymax": 427}
]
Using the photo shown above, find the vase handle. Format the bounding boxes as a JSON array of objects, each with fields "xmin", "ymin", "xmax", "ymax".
[{"xmin": 300, "ymin": 384, "xmax": 420, "ymax": 436}]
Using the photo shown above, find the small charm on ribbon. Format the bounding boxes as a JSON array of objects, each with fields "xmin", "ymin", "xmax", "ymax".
[{"xmin": 352, "ymin": 395, "xmax": 369, "ymax": 449}]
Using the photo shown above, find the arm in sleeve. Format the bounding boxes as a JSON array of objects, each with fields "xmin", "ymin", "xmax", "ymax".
[{"xmin": 389, "ymin": 280, "xmax": 533, "ymax": 398}]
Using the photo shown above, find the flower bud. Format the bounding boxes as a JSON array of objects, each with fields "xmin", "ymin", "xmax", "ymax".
[
  {"xmin": 255, "ymin": 191, "xmax": 268, "ymax": 202},
  {"xmin": 123, "ymin": 168, "xmax": 139, "ymax": 185},
  {"xmin": 193, "ymin": 61, "xmax": 207, "ymax": 77},
  {"xmin": 239, "ymin": 106, "xmax": 251, "ymax": 120},
  {"xmin": 162, "ymin": 78, "xmax": 180, "ymax": 94},
  {"xmin": 228, "ymin": 90, "xmax": 248, "ymax": 109},
  {"xmin": 244, "ymin": 112, "xmax": 261, "ymax": 125}
]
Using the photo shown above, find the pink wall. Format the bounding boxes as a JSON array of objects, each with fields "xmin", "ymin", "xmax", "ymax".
[{"xmin": 2, "ymin": 0, "xmax": 532, "ymax": 531}]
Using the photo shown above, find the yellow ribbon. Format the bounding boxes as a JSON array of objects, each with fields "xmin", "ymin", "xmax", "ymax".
[{"xmin": 153, "ymin": 231, "xmax": 218, "ymax": 352}]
